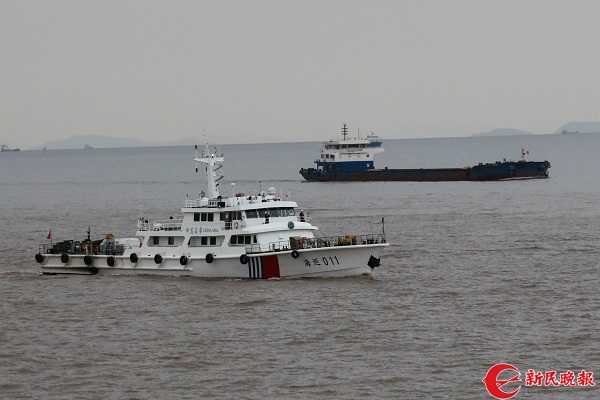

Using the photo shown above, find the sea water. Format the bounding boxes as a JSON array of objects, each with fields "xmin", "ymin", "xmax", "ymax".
[{"xmin": 0, "ymin": 134, "xmax": 599, "ymax": 399}]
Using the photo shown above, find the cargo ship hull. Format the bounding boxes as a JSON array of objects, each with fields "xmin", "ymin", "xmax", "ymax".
[{"xmin": 300, "ymin": 161, "xmax": 550, "ymax": 182}]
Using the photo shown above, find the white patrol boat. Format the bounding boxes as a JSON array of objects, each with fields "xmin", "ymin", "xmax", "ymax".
[{"xmin": 35, "ymin": 143, "xmax": 389, "ymax": 278}]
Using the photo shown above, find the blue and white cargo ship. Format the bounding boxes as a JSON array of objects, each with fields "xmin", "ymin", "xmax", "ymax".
[{"xmin": 300, "ymin": 124, "xmax": 550, "ymax": 182}]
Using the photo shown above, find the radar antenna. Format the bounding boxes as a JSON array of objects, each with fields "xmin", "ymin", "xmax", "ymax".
[{"xmin": 194, "ymin": 143, "xmax": 224, "ymax": 198}]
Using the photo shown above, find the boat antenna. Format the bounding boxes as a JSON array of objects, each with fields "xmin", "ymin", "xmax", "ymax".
[
  {"xmin": 195, "ymin": 129, "xmax": 207, "ymax": 173},
  {"xmin": 138, "ymin": 180, "xmax": 143, "ymax": 220},
  {"xmin": 342, "ymin": 123, "xmax": 348, "ymax": 141},
  {"xmin": 382, "ymin": 217, "xmax": 385, "ymax": 236}
]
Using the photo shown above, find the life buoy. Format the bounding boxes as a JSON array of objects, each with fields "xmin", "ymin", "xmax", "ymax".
[
  {"xmin": 291, "ymin": 250, "xmax": 299, "ymax": 259},
  {"xmin": 107, "ymin": 256, "xmax": 115, "ymax": 267},
  {"xmin": 205, "ymin": 253, "xmax": 214, "ymax": 263},
  {"xmin": 84, "ymin": 255, "xmax": 93, "ymax": 266},
  {"xmin": 35, "ymin": 253, "xmax": 44, "ymax": 263},
  {"xmin": 154, "ymin": 254, "xmax": 163, "ymax": 264},
  {"xmin": 130, "ymin": 253, "xmax": 138, "ymax": 263},
  {"xmin": 234, "ymin": 221, "xmax": 239, "ymax": 229},
  {"xmin": 240, "ymin": 254, "xmax": 249, "ymax": 264},
  {"xmin": 180, "ymin": 255, "xmax": 188, "ymax": 265},
  {"xmin": 61, "ymin": 253, "xmax": 69, "ymax": 263}
]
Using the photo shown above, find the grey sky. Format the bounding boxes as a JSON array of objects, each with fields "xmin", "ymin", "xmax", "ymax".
[{"xmin": 2, "ymin": 0, "xmax": 600, "ymax": 148}]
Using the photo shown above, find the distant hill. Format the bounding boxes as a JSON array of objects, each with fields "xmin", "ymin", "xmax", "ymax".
[
  {"xmin": 553, "ymin": 121, "xmax": 600, "ymax": 134},
  {"xmin": 31, "ymin": 134, "xmax": 200, "ymax": 150},
  {"xmin": 471, "ymin": 128, "xmax": 533, "ymax": 137}
]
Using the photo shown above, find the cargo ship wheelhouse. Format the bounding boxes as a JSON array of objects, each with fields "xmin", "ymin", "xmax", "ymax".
[{"xmin": 313, "ymin": 123, "xmax": 384, "ymax": 174}]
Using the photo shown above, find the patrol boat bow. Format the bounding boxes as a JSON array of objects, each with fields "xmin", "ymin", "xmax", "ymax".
[{"xmin": 36, "ymin": 143, "xmax": 389, "ymax": 278}]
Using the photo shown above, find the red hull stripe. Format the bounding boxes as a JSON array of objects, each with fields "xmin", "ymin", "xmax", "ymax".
[{"xmin": 261, "ymin": 255, "xmax": 280, "ymax": 279}]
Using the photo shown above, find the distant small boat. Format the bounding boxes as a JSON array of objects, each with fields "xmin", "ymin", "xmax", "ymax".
[
  {"xmin": 84, "ymin": 144, "xmax": 94, "ymax": 149},
  {"xmin": 561, "ymin": 130, "xmax": 579, "ymax": 134},
  {"xmin": 366, "ymin": 132, "xmax": 382, "ymax": 147},
  {"xmin": 1, "ymin": 144, "xmax": 20, "ymax": 152}
]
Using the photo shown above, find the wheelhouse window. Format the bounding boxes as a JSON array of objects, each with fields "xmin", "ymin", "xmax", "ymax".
[
  {"xmin": 245, "ymin": 207, "xmax": 295, "ymax": 218},
  {"xmin": 245, "ymin": 209, "xmax": 258, "ymax": 219}
]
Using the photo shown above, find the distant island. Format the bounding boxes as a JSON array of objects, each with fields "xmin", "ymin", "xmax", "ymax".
[
  {"xmin": 471, "ymin": 128, "xmax": 533, "ymax": 137},
  {"xmin": 30, "ymin": 134, "xmax": 200, "ymax": 150},
  {"xmin": 553, "ymin": 121, "xmax": 600, "ymax": 135},
  {"xmin": 471, "ymin": 120, "xmax": 600, "ymax": 137}
]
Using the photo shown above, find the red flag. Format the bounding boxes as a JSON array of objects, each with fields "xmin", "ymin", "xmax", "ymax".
[{"xmin": 47, "ymin": 230, "xmax": 52, "ymax": 240}]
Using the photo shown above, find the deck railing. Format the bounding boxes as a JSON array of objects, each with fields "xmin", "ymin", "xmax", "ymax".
[{"xmin": 245, "ymin": 233, "xmax": 386, "ymax": 254}]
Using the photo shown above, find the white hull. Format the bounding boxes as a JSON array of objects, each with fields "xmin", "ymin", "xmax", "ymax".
[{"xmin": 38, "ymin": 244, "xmax": 387, "ymax": 279}]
